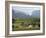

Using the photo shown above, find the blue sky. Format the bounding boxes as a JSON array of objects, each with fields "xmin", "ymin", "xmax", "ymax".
[{"xmin": 12, "ymin": 6, "xmax": 40, "ymax": 16}]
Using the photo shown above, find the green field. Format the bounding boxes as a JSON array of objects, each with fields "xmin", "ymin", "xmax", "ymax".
[{"xmin": 12, "ymin": 17, "xmax": 40, "ymax": 31}]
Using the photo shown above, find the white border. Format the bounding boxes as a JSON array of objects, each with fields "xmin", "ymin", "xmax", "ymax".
[{"xmin": 9, "ymin": 4, "xmax": 43, "ymax": 34}]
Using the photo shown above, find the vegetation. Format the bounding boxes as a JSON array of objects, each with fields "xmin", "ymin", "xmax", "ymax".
[{"xmin": 12, "ymin": 17, "xmax": 40, "ymax": 31}]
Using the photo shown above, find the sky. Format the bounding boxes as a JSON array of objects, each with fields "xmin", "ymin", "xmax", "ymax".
[{"xmin": 12, "ymin": 6, "xmax": 40, "ymax": 16}]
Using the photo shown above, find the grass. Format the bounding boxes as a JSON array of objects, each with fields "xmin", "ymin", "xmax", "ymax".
[{"xmin": 12, "ymin": 18, "xmax": 40, "ymax": 31}]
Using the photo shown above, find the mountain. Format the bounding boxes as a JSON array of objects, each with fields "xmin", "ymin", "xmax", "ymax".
[
  {"xmin": 31, "ymin": 10, "xmax": 40, "ymax": 18},
  {"xmin": 12, "ymin": 9, "xmax": 40, "ymax": 19},
  {"xmin": 12, "ymin": 9, "xmax": 31, "ymax": 19}
]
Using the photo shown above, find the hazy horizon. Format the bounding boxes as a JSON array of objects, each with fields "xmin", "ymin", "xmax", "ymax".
[{"xmin": 12, "ymin": 6, "xmax": 40, "ymax": 16}]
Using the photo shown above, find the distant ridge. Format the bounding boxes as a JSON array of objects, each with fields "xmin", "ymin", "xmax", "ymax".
[
  {"xmin": 31, "ymin": 10, "xmax": 40, "ymax": 18},
  {"xmin": 12, "ymin": 9, "xmax": 40, "ymax": 19}
]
